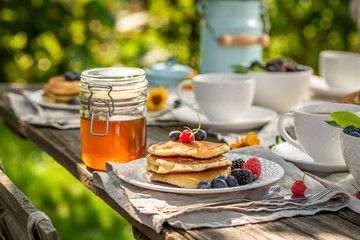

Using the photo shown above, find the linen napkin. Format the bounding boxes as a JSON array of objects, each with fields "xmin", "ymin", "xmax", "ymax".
[
  {"xmin": 93, "ymin": 146, "xmax": 351, "ymax": 233},
  {"xmin": 7, "ymin": 91, "xmax": 80, "ymax": 129}
]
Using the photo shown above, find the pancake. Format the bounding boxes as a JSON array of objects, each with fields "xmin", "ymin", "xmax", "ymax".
[
  {"xmin": 148, "ymin": 140, "xmax": 230, "ymax": 159},
  {"xmin": 146, "ymin": 154, "xmax": 231, "ymax": 174},
  {"xmin": 149, "ymin": 167, "xmax": 231, "ymax": 189},
  {"xmin": 48, "ymin": 75, "xmax": 79, "ymax": 94}
]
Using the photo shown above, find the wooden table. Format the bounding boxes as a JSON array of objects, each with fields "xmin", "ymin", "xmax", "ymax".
[{"xmin": 1, "ymin": 83, "xmax": 360, "ymax": 240}]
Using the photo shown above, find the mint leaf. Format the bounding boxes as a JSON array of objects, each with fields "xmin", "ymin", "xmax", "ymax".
[
  {"xmin": 324, "ymin": 120, "xmax": 343, "ymax": 128},
  {"xmin": 231, "ymin": 65, "xmax": 249, "ymax": 74},
  {"xmin": 329, "ymin": 111, "xmax": 360, "ymax": 128}
]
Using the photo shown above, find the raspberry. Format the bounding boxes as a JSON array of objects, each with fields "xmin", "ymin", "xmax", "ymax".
[
  {"xmin": 291, "ymin": 174, "xmax": 307, "ymax": 195},
  {"xmin": 242, "ymin": 157, "xmax": 261, "ymax": 179},
  {"xmin": 352, "ymin": 183, "xmax": 360, "ymax": 200},
  {"xmin": 180, "ymin": 129, "xmax": 194, "ymax": 143}
]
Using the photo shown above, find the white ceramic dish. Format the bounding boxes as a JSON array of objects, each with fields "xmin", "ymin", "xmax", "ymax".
[
  {"xmin": 172, "ymin": 105, "xmax": 276, "ymax": 131},
  {"xmin": 271, "ymin": 142, "xmax": 348, "ymax": 173},
  {"xmin": 310, "ymin": 75, "xmax": 353, "ymax": 98},
  {"xmin": 249, "ymin": 66, "xmax": 313, "ymax": 113},
  {"xmin": 340, "ymin": 131, "xmax": 360, "ymax": 184},
  {"xmin": 117, "ymin": 153, "xmax": 285, "ymax": 195},
  {"xmin": 28, "ymin": 90, "xmax": 80, "ymax": 110}
]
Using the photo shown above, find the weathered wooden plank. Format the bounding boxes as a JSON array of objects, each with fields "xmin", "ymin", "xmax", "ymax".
[
  {"xmin": 280, "ymin": 213, "xmax": 360, "ymax": 240},
  {"xmin": 0, "ymin": 169, "xmax": 59, "ymax": 239}
]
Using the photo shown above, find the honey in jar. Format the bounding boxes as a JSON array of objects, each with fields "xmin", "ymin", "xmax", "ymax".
[{"xmin": 79, "ymin": 67, "xmax": 148, "ymax": 171}]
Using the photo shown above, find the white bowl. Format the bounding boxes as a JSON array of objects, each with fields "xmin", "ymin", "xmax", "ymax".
[
  {"xmin": 249, "ymin": 66, "xmax": 313, "ymax": 113},
  {"xmin": 340, "ymin": 131, "xmax": 360, "ymax": 185}
]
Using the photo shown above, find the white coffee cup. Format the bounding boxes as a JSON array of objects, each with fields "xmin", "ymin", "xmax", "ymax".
[
  {"xmin": 319, "ymin": 50, "xmax": 360, "ymax": 90},
  {"xmin": 278, "ymin": 103, "xmax": 360, "ymax": 165},
  {"xmin": 177, "ymin": 73, "xmax": 255, "ymax": 122}
]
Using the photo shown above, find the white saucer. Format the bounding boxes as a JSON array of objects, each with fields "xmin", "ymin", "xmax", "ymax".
[
  {"xmin": 310, "ymin": 75, "xmax": 353, "ymax": 98},
  {"xmin": 271, "ymin": 142, "xmax": 348, "ymax": 173},
  {"xmin": 172, "ymin": 105, "xmax": 277, "ymax": 131},
  {"xmin": 28, "ymin": 90, "xmax": 80, "ymax": 110}
]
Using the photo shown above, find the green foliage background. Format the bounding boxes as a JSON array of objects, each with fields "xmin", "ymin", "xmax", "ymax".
[{"xmin": 0, "ymin": 0, "xmax": 358, "ymax": 239}]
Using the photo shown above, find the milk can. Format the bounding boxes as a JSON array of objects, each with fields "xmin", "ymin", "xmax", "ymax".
[
  {"xmin": 197, "ymin": 0, "xmax": 270, "ymax": 73},
  {"xmin": 79, "ymin": 67, "xmax": 148, "ymax": 171}
]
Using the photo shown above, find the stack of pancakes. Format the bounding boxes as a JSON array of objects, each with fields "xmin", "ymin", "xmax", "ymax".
[
  {"xmin": 146, "ymin": 140, "xmax": 231, "ymax": 189},
  {"xmin": 42, "ymin": 75, "xmax": 80, "ymax": 104}
]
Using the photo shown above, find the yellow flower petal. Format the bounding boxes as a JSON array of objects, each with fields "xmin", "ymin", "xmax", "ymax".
[
  {"xmin": 147, "ymin": 85, "xmax": 168, "ymax": 111},
  {"xmin": 230, "ymin": 132, "xmax": 260, "ymax": 149}
]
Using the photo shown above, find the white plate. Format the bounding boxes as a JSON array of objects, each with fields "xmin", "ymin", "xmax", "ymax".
[
  {"xmin": 28, "ymin": 90, "xmax": 80, "ymax": 110},
  {"xmin": 310, "ymin": 75, "xmax": 353, "ymax": 98},
  {"xmin": 117, "ymin": 153, "xmax": 285, "ymax": 195},
  {"xmin": 271, "ymin": 142, "xmax": 348, "ymax": 173},
  {"xmin": 172, "ymin": 105, "xmax": 277, "ymax": 131}
]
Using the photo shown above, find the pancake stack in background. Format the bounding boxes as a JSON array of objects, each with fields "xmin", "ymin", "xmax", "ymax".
[
  {"xmin": 146, "ymin": 140, "xmax": 231, "ymax": 189},
  {"xmin": 42, "ymin": 71, "xmax": 81, "ymax": 105}
]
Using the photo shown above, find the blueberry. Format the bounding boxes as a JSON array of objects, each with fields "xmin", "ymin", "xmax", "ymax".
[
  {"xmin": 68, "ymin": 98, "xmax": 79, "ymax": 105},
  {"xmin": 285, "ymin": 62, "xmax": 303, "ymax": 72},
  {"xmin": 64, "ymin": 71, "xmax": 77, "ymax": 81},
  {"xmin": 169, "ymin": 130, "xmax": 181, "ymax": 141},
  {"xmin": 226, "ymin": 175, "xmax": 239, "ymax": 187},
  {"xmin": 253, "ymin": 173, "xmax": 258, "ymax": 180},
  {"xmin": 265, "ymin": 58, "xmax": 285, "ymax": 72},
  {"xmin": 218, "ymin": 175, "xmax": 227, "ymax": 181},
  {"xmin": 211, "ymin": 178, "xmax": 227, "ymax": 188},
  {"xmin": 73, "ymin": 70, "xmax": 81, "ymax": 80},
  {"xmin": 174, "ymin": 99, "xmax": 181, "ymax": 108},
  {"xmin": 343, "ymin": 126, "xmax": 358, "ymax": 135},
  {"xmin": 198, "ymin": 181, "xmax": 211, "ymax": 189},
  {"xmin": 349, "ymin": 131, "xmax": 360, "ymax": 138},
  {"xmin": 192, "ymin": 129, "xmax": 207, "ymax": 141}
]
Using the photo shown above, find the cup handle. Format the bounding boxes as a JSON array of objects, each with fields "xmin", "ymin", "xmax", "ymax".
[
  {"xmin": 177, "ymin": 80, "xmax": 197, "ymax": 109},
  {"xmin": 277, "ymin": 112, "xmax": 303, "ymax": 150}
]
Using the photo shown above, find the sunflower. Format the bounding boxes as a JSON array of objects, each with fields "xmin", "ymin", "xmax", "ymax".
[
  {"xmin": 230, "ymin": 132, "xmax": 260, "ymax": 149},
  {"xmin": 147, "ymin": 85, "xmax": 168, "ymax": 111}
]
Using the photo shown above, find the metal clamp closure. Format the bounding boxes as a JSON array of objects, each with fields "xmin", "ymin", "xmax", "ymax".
[{"xmin": 87, "ymin": 84, "xmax": 114, "ymax": 137}]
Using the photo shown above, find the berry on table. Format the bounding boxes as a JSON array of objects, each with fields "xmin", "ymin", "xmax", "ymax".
[
  {"xmin": 180, "ymin": 129, "xmax": 194, "ymax": 143},
  {"xmin": 169, "ymin": 130, "xmax": 181, "ymax": 141},
  {"xmin": 211, "ymin": 178, "xmax": 227, "ymax": 188},
  {"xmin": 291, "ymin": 173, "xmax": 307, "ymax": 195},
  {"xmin": 352, "ymin": 183, "xmax": 360, "ymax": 200},
  {"xmin": 198, "ymin": 181, "xmax": 211, "ymax": 189},
  {"xmin": 242, "ymin": 157, "xmax": 261, "ymax": 178},
  {"xmin": 231, "ymin": 158, "xmax": 245, "ymax": 170},
  {"xmin": 231, "ymin": 168, "xmax": 254, "ymax": 185}
]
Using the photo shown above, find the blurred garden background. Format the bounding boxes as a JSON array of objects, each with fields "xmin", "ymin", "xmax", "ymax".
[{"xmin": 0, "ymin": 0, "xmax": 358, "ymax": 239}]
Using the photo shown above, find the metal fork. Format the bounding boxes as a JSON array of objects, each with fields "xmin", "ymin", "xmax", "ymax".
[{"xmin": 301, "ymin": 185, "xmax": 337, "ymax": 204}]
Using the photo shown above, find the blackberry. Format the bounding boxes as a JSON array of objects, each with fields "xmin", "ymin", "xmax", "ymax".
[
  {"xmin": 343, "ymin": 125, "xmax": 358, "ymax": 135},
  {"xmin": 231, "ymin": 158, "xmax": 245, "ymax": 170},
  {"xmin": 231, "ymin": 169, "xmax": 254, "ymax": 185},
  {"xmin": 285, "ymin": 62, "xmax": 301, "ymax": 72},
  {"xmin": 266, "ymin": 58, "xmax": 285, "ymax": 72}
]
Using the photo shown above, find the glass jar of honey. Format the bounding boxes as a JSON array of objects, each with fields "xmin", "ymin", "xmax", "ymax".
[{"xmin": 79, "ymin": 67, "xmax": 148, "ymax": 171}]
